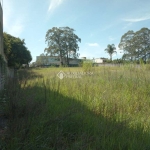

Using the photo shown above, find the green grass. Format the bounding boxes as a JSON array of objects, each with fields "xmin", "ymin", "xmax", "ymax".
[{"xmin": 1, "ymin": 65, "xmax": 150, "ymax": 150}]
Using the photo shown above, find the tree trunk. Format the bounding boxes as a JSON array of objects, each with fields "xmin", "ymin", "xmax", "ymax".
[
  {"xmin": 60, "ymin": 51, "xmax": 63, "ymax": 66},
  {"xmin": 67, "ymin": 51, "xmax": 69, "ymax": 66},
  {"xmin": 110, "ymin": 54, "xmax": 112, "ymax": 61}
]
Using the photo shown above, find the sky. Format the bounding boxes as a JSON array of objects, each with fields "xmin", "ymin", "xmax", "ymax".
[{"xmin": 2, "ymin": 0, "xmax": 150, "ymax": 62}]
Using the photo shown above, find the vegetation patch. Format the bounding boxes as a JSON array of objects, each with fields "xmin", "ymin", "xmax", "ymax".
[{"xmin": 1, "ymin": 65, "xmax": 150, "ymax": 149}]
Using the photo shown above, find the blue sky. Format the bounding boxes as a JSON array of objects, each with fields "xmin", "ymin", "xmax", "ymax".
[{"xmin": 2, "ymin": 0, "xmax": 150, "ymax": 62}]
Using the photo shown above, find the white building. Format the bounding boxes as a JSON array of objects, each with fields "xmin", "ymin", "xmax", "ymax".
[{"xmin": 93, "ymin": 58, "xmax": 104, "ymax": 63}]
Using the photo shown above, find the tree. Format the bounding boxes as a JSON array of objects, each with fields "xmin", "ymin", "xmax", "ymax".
[
  {"xmin": 36, "ymin": 53, "xmax": 49, "ymax": 66},
  {"xmin": 118, "ymin": 28, "xmax": 150, "ymax": 63},
  {"xmin": 45, "ymin": 27, "xmax": 81, "ymax": 66},
  {"xmin": 118, "ymin": 30, "xmax": 135, "ymax": 61},
  {"xmin": 105, "ymin": 44, "xmax": 117, "ymax": 61},
  {"xmin": 60, "ymin": 27, "xmax": 81, "ymax": 66},
  {"xmin": 3, "ymin": 32, "xmax": 11, "ymax": 57},
  {"xmin": 3, "ymin": 32, "xmax": 32, "ymax": 68},
  {"xmin": 134, "ymin": 28, "xmax": 150, "ymax": 62}
]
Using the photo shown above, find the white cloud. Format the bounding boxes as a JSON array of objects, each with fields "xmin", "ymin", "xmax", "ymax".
[
  {"xmin": 87, "ymin": 43, "xmax": 99, "ymax": 47},
  {"xmin": 122, "ymin": 14, "xmax": 150, "ymax": 22},
  {"xmin": 48, "ymin": 0, "xmax": 65, "ymax": 12}
]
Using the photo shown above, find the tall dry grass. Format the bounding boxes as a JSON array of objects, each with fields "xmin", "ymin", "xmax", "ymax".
[{"xmin": 1, "ymin": 65, "xmax": 150, "ymax": 149}]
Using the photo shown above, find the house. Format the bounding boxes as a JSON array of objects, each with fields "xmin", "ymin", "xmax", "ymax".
[
  {"xmin": 36, "ymin": 56, "xmax": 82, "ymax": 67},
  {"xmin": 94, "ymin": 58, "xmax": 104, "ymax": 63},
  {"xmin": 93, "ymin": 57, "xmax": 108, "ymax": 66}
]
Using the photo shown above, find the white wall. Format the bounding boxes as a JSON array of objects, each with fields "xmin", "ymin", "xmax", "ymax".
[{"xmin": 94, "ymin": 58, "xmax": 103, "ymax": 63}]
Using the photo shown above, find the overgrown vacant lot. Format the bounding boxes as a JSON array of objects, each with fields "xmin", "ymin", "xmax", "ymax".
[{"xmin": 1, "ymin": 65, "xmax": 150, "ymax": 149}]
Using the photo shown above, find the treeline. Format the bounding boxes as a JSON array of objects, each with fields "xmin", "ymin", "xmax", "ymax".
[
  {"xmin": 3, "ymin": 32, "xmax": 32, "ymax": 68},
  {"xmin": 119, "ymin": 28, "xmax": 150, "ymax": 63}
]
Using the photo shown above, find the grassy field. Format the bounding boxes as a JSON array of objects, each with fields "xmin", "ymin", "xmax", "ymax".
[{"xmin": 1, "ymin": 65, "xmax": 150, "ymax": 149}]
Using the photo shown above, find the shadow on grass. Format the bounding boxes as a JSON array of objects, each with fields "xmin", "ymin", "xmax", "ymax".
[
  {"xmin": 18, "ymin": 69, "xmax": 43, "ymax": 80},
  {"xmin": 1, "ymin": 76, "xmax": 150, "ymax": 150}
]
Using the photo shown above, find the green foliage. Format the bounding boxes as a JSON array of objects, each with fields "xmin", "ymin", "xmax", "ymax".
[
  {"xmin": 104, "ymin": 59, "xmax": 112, "ymax": 63},
  {"xmin": 147, "ymin": 59, "xmax": 150, "ymax": 64},
  {"xmin": 0, "ymin": 55, "xmax": 7, "ymax": 92},
  {"xmin": 104, "ymin": 44, "xmax": 117, "ymax": 61},
  {"xmin": 78, "ymin": 60, "xmax": 83, "ymax": 67},
  {"xmin": 112, "ymin": 59, "xmax": 123, "ymax": 64},
  {"xmin": 139, "ymin": 58, "xmax": 144, "ymax": 65},
  {"xmin": 3, "ymin": 32, "xmax": 32, "ymax": 68},
  {"xmin": 82, "ymin": 60, "xmax": 93, "ymax": 71},
  {"xmin": 0, "ymin": 54, "xmax": 7, "ymax": 77},
  {"xmin": 3, "ymin": 33, "xmax": 11, "ymax": 57},
  {"xmin": 119, "ymin": 28, "xmax": 150, "ymax": 63},
  {"xmin": 45, "ymin": 27, "xmax": 81, "ymax": 66}
]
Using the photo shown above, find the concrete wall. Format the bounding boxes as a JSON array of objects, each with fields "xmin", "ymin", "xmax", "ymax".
[
  {"xmin": 0, "ymin": 2, "xmax": 6, "ymax": 91},
  {"xmin": 0, "ymin": 3, "xmax": 15, "ymax": 91},
  {"xmin": 0, "ymin": 2, "xmax": 3, "ymax": 55},
  {"xmin": 0, "ymin": 64, "xmax": 4, "ymax": 90},
  {"xmin": 7, "ymin": 67, "xmax": 15, "ymax": 79}
]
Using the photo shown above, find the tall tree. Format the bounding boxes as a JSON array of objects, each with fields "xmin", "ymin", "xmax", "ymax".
[
  {"xmin": 134, "ymin": 28, "xmax": 150, "ymax": 62},
  {"xmin": 118, "ymin": 28, "xmax": 150, "ymax": 63},
  {"xmin": 45, "ymin": 27, "xmax": 81, "ymax": 66},
  {"xmin": 45, "ymin": 27, "xmax": 64, "ymax": 66},
  {"xmin": 60, "ymin": 27, "xmax": 81, "ymax": 66},
  {"xmin": 3, "ymin": 32, "xmax": 32, "ymax": 68},
  {"xmin": 105, "ymin": 44, "xmax": 117, "ymax": 61},
  {"xmin": 118, "ymin": 30, "xmax": 135, "ymax": 61}
]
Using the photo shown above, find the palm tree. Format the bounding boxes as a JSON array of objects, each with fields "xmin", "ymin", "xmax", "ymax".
[{"xmin": 105, "ymin": 44, "xmax": 117, "ymax": 61}]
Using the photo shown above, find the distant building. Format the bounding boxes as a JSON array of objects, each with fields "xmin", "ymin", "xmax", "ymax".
[
  {"xmin": 36, "ymin": 56, "xmax": 82, "ymax": 67},
  {"xmin": 94, "ymin": 58, "xmax": 103, "ymax": 63},
  {"xmin": 93, "ymin": 57, "xmax": 108, "ymax": 66}
]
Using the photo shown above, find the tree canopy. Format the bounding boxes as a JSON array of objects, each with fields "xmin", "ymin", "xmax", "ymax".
[
  {"xmin": 118, "ymin": 28, "xmax": 150, "ymax": 63},
  {"xmin": 105, "ymin": 44, "xmax": 117, "ymax": 61},
  {"xmin": 44, "ymin": 26, "xmax": 81, "ymax": 66},
  {"xmin": 3, "ymin": 32, "xmax": 32, "ymax": 68}
]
